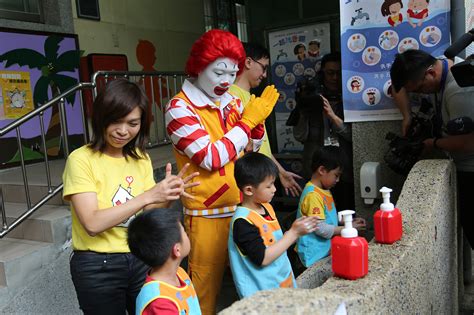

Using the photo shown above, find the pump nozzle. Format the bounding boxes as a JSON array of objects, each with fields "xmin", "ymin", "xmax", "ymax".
[
  {"xmin": 379, "ymin": 187, "xmax": 394, "ymax": 211},
  {"xmin": 338, "ymin": 210, "xmax": 358, "ymax": 238}
]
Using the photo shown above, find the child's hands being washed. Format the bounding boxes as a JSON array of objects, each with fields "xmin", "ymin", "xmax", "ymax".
[
  {"xmin": 353, "ymin": 217, "xmax": 367, "ymax": 231},
  {"xmin": 290, "ymin": 216, "xmax": 321, "ymax": 237}
]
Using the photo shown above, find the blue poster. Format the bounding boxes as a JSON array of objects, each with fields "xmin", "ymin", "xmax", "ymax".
[{"xmin": 340, "ymin": 0, "xmax": 451, "ymax": 122}]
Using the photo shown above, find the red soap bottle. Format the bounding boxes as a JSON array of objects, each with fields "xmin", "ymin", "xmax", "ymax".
[
  {"xmin": 331, "ymin": 210, "xmax": 368, "ymax": 280},
  {"xmin": 374, "ymin": 187, "xmax": 402, "ymax": 244}
]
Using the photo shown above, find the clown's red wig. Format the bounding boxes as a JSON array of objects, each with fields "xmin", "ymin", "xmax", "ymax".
[{"xmin": 185, "ymin": 29, "xmax": 245, "ymax": 77}]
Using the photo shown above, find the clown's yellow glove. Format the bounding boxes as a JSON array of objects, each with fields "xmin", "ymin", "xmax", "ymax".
[{"xmin": 240, "ymin": 85, "xmax": 279, "ymax": 130}]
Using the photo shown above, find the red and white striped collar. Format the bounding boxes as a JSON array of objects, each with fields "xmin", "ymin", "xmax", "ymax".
[{"xmin": 182, "ymin": 78, "xmax": 234, "ymax": 109}]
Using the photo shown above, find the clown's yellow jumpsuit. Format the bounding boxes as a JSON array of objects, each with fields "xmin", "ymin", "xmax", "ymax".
[{"xmin": 165, "ymin": 79, "xmax": 264, "ymax": 315}]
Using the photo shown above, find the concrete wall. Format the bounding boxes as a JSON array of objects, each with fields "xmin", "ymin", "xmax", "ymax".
[
  {"xmin": 352, "ymin": 121, "xmax": 406, "ymax": 224},
  {"xmin": 0, "ymin": 0, "xmax": 74, "ymax": 33},
  {"xmin": 221, "ymin": 159, "xmax": 458, "ymax": 314},
  {"xmin": 71, "ymin": 0, "xmax": 205, "ymax": 71}
]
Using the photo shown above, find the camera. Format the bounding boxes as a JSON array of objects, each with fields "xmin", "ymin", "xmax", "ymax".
[
  {"xmin": 444, "ymin": 28, "xmax": 474, "ymax": 87},
  {"xmin": 384, "ymin": 99, "xmax": 434, "ymax": 175}
]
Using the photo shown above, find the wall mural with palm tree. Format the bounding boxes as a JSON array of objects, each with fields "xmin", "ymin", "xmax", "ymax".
[{"xmin": 0, "ymin": 28, "xmax": 84, "ymax": 168}]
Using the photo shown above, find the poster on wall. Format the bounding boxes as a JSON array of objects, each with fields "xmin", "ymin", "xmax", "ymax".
[
  {"xmin": 0, "ymin": 71, "xmax": 34, "ymax": 119},
  {"xmin": 268, "ymin": 23, "xmax": 331, "ymax": 153},
  {"xmin": 0, "ymin": 28, "xmax": 83, "ymax": 168},
  {"xmin": 340, "ymin": 0, "xmax": 451, "ymax": 122}
]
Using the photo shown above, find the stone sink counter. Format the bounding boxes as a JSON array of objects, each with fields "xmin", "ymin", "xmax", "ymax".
[{"xmin": 220, "ymin": 160, "xmax": 458, "ymax": 314}]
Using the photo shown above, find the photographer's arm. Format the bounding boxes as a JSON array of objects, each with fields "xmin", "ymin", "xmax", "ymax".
[
  {"xmin": 321, "ymin": 96, "xmax": 352, "ymax": 142},
  {"xmin": 424, "ymin": 132, "xmax": 474, "ymax": 153},
  {"xmin": 392, "ymin": 87, "xmax": 412, "ymax": 136}
]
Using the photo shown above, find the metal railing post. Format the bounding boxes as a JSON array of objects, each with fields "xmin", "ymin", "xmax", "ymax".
[
  {"xmin": 39, "ymin": 111, "xmax": 52, "ymax": 192},
  {"xmin": 16, "ymin": 127, "xmax": 32, "ymax": 208},
  {"xmin": 0, "ymin": 187, "xmax": 7, "ymax": 231},
  {"xmin": 58, "ymin": 97, "xmax": 70, "ymax": 158}
]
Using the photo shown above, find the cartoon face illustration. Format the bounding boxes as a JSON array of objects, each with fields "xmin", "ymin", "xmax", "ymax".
[
  {"xmin": 367, "ymin": 92, "xmax": 376, "ymax": 104},
  {"xmin": 286, "ymin": 98, "xmax": 296, "ymax": 110},
  {"xmin": 351, "ymin": 80, "xmax": 360, "ymax": 91},
  {"xmin": 7, "ymin": 88, "xmax": 26, "ymax": 108},
  {"xmin": 293, "ymin": 43, "xmax": 306, "ymax": 61},
  {"xmin": 278, "ymin": 90, "xmax": 287, "ymax": 102},
  {"xmin": 409, "ymin": 0, "xmax": 429, "ymax": 11},
  {"xmin": 407, "ymin": 0, "xmax": 429, "ymax": 27},
  {"xmin": 381, "ymin": 0, "xmax": 404, "ymax": 27},
  {"xmin": 308, "ymin": 39, "xmax": 320, "ymax": 57},
  {"xmin": 363, "ymin": 88, "xmax": 380, "ymax": 106},
  {"xmin": 347, "ymin": 76, "xmax": 364, "ymax": 93}
]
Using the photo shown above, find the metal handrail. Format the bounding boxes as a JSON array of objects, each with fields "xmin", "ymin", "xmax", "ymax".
[
  {"xmin": 0, "ymin": 70, "xmax": 185, "ymax": 238},
  {"xmin": 0, "ymin": 82, "xmax": 95, "ymax": 238},
  {"xmin": 0, "ymin": 82, "xmax": 94, "ymax": 137}
]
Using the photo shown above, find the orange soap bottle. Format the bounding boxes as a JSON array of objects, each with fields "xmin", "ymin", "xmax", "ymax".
[
  {"xmin": 331, "ymin": 210, "xmax": 368, "ymax": 280},
  {"xmin": 374, "ymin": 187, "xmax": 402, "ymax": 244}
]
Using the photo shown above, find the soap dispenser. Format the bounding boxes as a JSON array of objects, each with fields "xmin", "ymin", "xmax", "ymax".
[
  {"xmin": 331, "ymin": 210, "xmax": 368, "ymax": 280},
  {"xmin": 374, "ymin": 187, "xmax": 402, "ymax": 244}
]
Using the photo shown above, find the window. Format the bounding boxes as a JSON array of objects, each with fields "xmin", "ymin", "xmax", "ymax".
[
  {"xmin": 0, "ymin": 0, "xmax": 43, "ymax": 23},
  {"xmin": 203, "ymin": 0, "xmax": 248, "ymax": 42},
  {"xmin": 235, "ymin": 3, "xmax": 247, "ymax": 42}
]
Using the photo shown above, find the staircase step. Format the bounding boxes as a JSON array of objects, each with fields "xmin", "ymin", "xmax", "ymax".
[
  {"xmin": 0, "ymin": 238, "xmax": 55, "ymax": 289},
  {"xmin": 3, "ymin": 202, "xmax": 71, "ymax": 244},
  {"xmin": 0, "ymin": 183, "xmax": 66, "ymax": 205}
]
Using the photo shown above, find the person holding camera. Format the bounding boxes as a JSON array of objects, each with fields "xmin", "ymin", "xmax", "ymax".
[
  {"xmin": 297, "ymin": 52, "xmax": 355, "ymax": 211},
  {"xmin": 390, "ymin": 49, "xmax": 474, "ymax": 252}
]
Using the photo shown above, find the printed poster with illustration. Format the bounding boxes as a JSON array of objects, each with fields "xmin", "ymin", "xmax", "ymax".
[
  {"xmin": 0, "ymin": 71, "xmax": 34, "ymax": 119},
  {"xmin": 340, "ymin": 0, "xmax": 450, "ymax": 122},
  {"xmin": 268, "ymin": 23, "xmax": 331, "ymax": 152}
]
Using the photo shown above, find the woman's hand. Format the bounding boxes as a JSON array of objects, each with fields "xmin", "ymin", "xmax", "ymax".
[
  {"xmin": 147, "ymin": 163, "xmax": 185, "ymax": 204},
  {"xmin": 177, "ymin": 163, "xmax": 200, "ymax": 199}
]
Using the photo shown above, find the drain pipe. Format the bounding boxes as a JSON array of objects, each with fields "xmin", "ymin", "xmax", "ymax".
[{"xmin": 450, "ymin": 0, "xmax": 467, "ymax": 58}]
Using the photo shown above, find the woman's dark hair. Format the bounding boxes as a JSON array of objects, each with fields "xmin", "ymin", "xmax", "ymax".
[
  {"xmin": 311, "ymin": 146, "xmax": 344, "ymax": 173},
  {"xmin": 128, "ymin": 208, "xmax": 183, "ymax": 268},
  {"xmin": 234, "ymin": 152, "xmax": 279, "ymax": 190},
  {"xmin": 90, "ymin": 78, "xmax": 150, "ymax": 159},
  {"xmin": 381, "ymin": 0, "xmax": 403, "ymax": 17}
]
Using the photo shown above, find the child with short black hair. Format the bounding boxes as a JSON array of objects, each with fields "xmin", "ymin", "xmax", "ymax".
[
  {"xmin": 228, "ymin": 152, "xmax": 319, "ymax": 298},
  {"xmin": 128, "ymin": 208, "xmax": 201, "ymax": 315},
  {"xmin": 295, "ymin": 146, "xmax": 365, "ymax": 268}
]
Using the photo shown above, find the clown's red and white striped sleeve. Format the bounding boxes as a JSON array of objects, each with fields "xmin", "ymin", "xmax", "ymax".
[{"xmin": 165, "ymin": 97, "xmax": 262, "ymax": 171}]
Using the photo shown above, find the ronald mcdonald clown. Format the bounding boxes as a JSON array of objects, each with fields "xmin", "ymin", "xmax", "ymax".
[{"xmin": 165, "ymin": 29, "xmax": 278, "ymax": 315}]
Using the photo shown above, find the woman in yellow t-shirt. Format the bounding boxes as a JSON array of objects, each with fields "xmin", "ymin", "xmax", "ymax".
[{"xmin": 63, "ymin": 79, "xmax": 198, "ymax": 314}]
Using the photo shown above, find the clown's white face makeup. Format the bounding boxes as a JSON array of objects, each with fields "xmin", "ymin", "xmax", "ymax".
[{"xmin": 195, "ymin": 57, "xmax": 239, "ymax": 100}]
